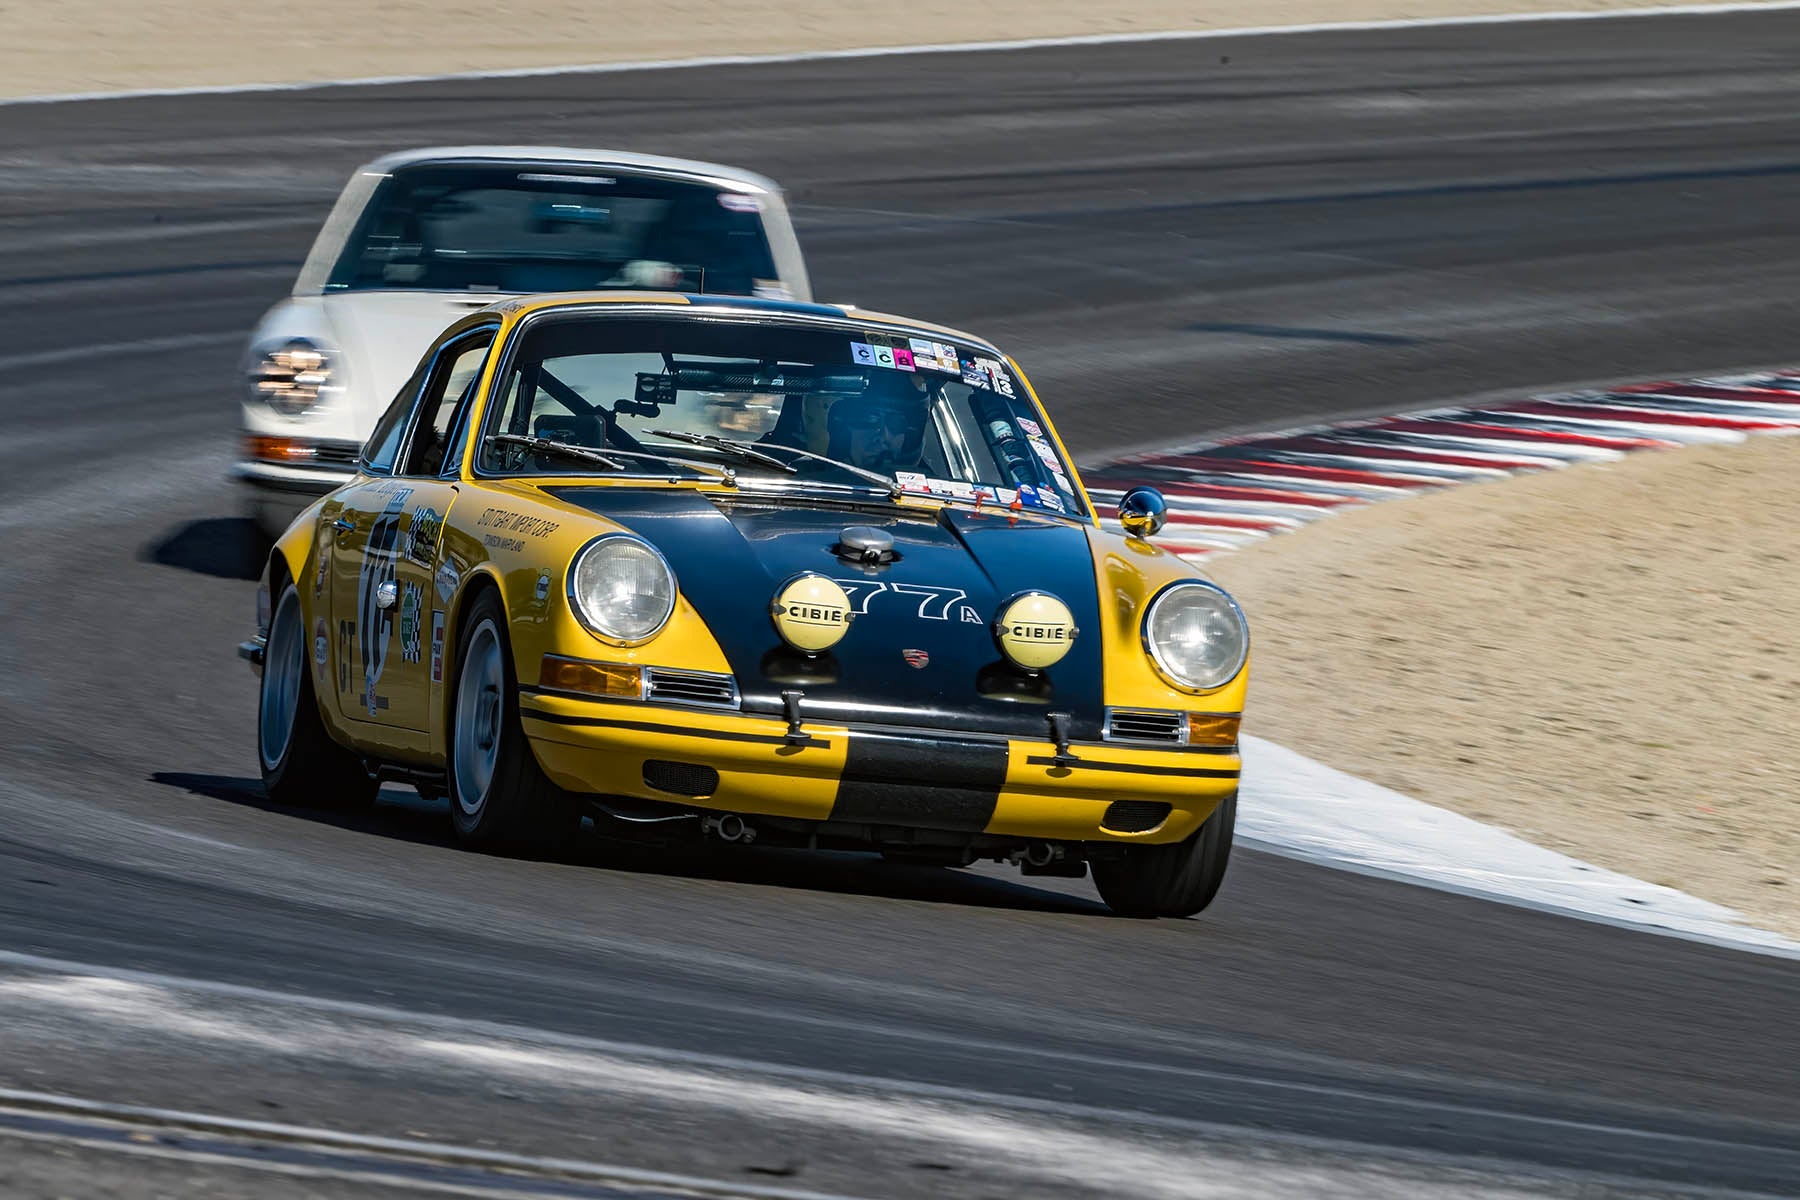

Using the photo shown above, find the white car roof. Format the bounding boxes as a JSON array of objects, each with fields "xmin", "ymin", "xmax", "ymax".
[{"xmin": 355, "ymin": 146, "xmax": 783, "ymax": 195}]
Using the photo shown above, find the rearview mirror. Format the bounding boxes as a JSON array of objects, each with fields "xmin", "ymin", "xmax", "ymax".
[{"xmin": 1118, "ymin": 487, "xmax": 1168, "ymax": 540}]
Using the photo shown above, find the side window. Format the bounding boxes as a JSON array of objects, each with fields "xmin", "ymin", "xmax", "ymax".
[
  {"xmin": 398, "ymin": 331, "xmax": 495, "ymax": 477},
  {"xmin": 361, "ymin": 364, "xmax": 425, "ymax": 475}
]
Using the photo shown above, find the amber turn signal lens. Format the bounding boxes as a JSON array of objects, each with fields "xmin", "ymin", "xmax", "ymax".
[
  {"xmin": 540, "ymin": 655, "xmax": 643, "ymax": 699},
  {"xmin": 246, "ymin": 434, "xmax": 317, "ymax": 463},
  {"xmin": 1186, "ymin": 713, "xmax": 1241, "ymax": 747}
]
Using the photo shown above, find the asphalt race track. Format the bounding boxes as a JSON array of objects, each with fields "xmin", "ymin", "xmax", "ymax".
[{"xmin": 3, "ymin": 9, "xmax": 1800, "ymax": 1197}]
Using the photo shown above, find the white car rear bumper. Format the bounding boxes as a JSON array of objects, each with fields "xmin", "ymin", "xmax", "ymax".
[{"xmin": 234, "ymin": 460, "xmax": 354, "ymax": 538}]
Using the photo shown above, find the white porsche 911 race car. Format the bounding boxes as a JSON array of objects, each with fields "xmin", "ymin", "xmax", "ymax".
[{"xmin": 234, "ymin": 146, "xmax": 812, "ymax": 536}]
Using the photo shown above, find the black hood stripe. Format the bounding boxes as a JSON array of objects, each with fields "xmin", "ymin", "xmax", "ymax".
[{"xmin": 549, "ymin": 488, "xmax": 1105, "ymax": 739}]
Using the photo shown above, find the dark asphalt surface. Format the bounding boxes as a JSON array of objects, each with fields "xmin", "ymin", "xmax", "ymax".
[{"xmin": 2, "ymin": 8, "xmax": 1800, "ymax": 1197}]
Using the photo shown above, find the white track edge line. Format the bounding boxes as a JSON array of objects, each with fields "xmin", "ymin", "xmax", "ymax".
[{"xmin": 7, "ymin": 2, "xmax": 1800, "ymax": 108}]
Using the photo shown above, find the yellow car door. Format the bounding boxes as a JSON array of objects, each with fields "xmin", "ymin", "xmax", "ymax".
[{"xmin": 330, "ymin": 326, "xmax": 495, "ymax": 743}]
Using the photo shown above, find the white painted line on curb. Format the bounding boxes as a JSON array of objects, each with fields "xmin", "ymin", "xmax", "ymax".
[
  {"xmin": 6, "ymin": 2, "xmax": 1800, "ymax": 108},
  {"xmin": 1237, "ymin": 740, "xmax": 1800, "ymax": 961}
]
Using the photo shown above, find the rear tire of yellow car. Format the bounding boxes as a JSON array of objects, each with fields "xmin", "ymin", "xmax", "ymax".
[
  {"xmin": 1090, "ymin": 791, "xmax": 1235, "ymax": 919},
  {"xmin": 258, "ymin": 584, "xmax": 377, "ymax": 810},
  {"xmin": 447, "ymin": 591, "xmax": 580, "ymax": 852}
]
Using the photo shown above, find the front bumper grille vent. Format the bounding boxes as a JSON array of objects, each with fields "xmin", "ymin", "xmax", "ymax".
[
  {"xmin": 1102, "ymin": 800, "xmax": 1171, "ymax": 833},
  {"xmin": 644, "ymin": 667, "xmax": 739, "ymax": 709},
  {"xmin": 311, "ymin": 441, "xmax": 363, "ymax": 467},
  {"xmin": 643, "ymin": 759, "xmax": 720, "ymax": 798},
  {"xmin": 1103, "ymin": 708, "xmax": 1185, "ymax": 745}
]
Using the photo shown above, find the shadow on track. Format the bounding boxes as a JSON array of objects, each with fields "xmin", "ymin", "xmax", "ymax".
[
  {"xmin": 141, "ymin": 517, "xmax": 265, "ymax": 581},
  {"xmin": 149, "ymin": 771, "xmax": 1107, "ymax": 918}
]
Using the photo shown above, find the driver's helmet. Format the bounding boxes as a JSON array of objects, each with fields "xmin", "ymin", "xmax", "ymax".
[{"xmin": 826, "ymin": 372, "xmax": 929, "ymax": 473}]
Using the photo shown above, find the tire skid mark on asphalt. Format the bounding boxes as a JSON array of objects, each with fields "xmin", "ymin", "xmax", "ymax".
[
  {"xmin": 0, "ymin": 1094, "xmax": 868, "ymax": 1200},
  {"xmin": 1085, "ymin": 367, "xmax": 1800, "ymax": 560}
]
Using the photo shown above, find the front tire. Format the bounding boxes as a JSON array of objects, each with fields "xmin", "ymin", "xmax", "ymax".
[
  {"xmin": 447, "ymin": 591, "xmax": 578, "ymax": 851},
  {"xmin": 259, "ymin": 584, "xmax": 377, "ymax": 809},
  {"xmin": 1091, "ymin": 791, "xmax": 1236, "ymax": 918}
]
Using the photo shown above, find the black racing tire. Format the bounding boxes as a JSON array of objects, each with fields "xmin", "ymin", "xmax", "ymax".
[
  {"xmin": 258, "ymin": 584, "xmax": 377, "ymax": 810},
  {"xmin": 1091, "ymin": 791, "xmax": 1236, "ymax": 919},
  {"xmin": 446, "ymin": 590, "xmax": 580, "ymax": 851}
]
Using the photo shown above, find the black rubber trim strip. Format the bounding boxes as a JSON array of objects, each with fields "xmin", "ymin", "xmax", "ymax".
[
  {"xmin": 522, "ymin": 695, "xmax": 1236, "ymax": 765},
  {"xmin": 1100, "ymin": 740, "xmax": 1239, "ymax": 756},
  {"xmin": 519, "ymin": 683, "xmax": 740, "ymax": 712},
  {"xmin": 778, "ymin": 713, "xmax": 1238, "ymax": 756},
  {"xmin": 1024, "ymin": 755, "xmax": 1240, "ymax": 779},
  {"xmin": 520, "ymin": 706, "xmax": 828, "ymax": 748}
]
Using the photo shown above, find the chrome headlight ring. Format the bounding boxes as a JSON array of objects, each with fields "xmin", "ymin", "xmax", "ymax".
[
  {"xmin": 1141, "ymin": 580, "xmax": 1249, "ymax": 693},
  {"xmin": 566, "ymin": 534, "xmax": 678, "ymax": 646}
]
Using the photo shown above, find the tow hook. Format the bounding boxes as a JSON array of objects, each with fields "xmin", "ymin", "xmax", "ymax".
[
  {"xmin": 780, "ymin": 689, "xmax": 825, "ymax": 748},
  {"xmin": 1045, "ymin": 711, "xmax": 1081, "ymax": 768}
]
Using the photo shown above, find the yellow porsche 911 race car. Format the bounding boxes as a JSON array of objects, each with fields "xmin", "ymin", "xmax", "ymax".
[{"xmin": 241, "ymin": 292, "xmax": 1249, "ymax": 917}]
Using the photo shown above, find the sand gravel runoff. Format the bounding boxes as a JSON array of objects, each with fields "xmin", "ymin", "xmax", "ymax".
[
  {"xmin": 1206, "ymin": 434, "xmax": 1800, "ymax": 939},
  {"xmin": 3, "ymin": 0, "xmax": 1792, "ymax": 99}
]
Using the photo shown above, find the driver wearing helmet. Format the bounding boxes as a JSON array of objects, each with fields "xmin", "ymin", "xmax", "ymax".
[{"xmin": 827, "ymin": 372, "xmax": 930, "ymax": 473}]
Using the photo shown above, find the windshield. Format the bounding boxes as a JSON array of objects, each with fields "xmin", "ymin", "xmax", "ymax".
[
  {"xmin": 326, "ymin": 164, "xmax": 783, "ymax": 297},
  {"xmin": 476, "ymin": 315, "xmax": 1082, "ymax": 515}
]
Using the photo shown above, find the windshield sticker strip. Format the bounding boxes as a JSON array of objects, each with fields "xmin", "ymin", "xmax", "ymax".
[
  {"xmin": 909, "ymin": 337, "xmax": 959, "ymax": 373},
  {"xmin": 970, "ymin": 356, "xmax": 1017, "ymax": 397}
]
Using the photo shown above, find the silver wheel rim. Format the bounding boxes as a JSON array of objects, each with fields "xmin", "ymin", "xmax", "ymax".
[
  {"xmin": 258, "ymin": 590, "xmax": 305, "ymax": 773},
  {"xmin": 453, "ymin": 618, "xmax": 505, "ymax": 817}
]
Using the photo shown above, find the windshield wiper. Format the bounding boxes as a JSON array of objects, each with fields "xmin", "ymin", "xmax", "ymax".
[
  {"xmin": 645, "ymin": 429, "xmax": 799, "ymax": 474},
  {"xmin": 754, "ymin": 442, "xmax": 900, "ymax": 495},
  {"xmin": 487, "ymin": 433, "xmax": 734, "ymax": 481},
  {"xmin": 646, "ymin": 429, "xmax": 906, "ymax": 497},
  {"xmin": 489, "ymin": 432, "xmax": 624, "ymax": 469}
]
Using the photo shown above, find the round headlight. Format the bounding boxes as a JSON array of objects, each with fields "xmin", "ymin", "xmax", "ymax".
[
  {"xmin": 1143, "ymin": 582, "xmax": 1248, "ymax": 692},
  {"xmin": 250, "ymin": 338, "xmax": 335, "ymax": 415},
  {"xmin": 569, "ymin": 536, "xmax": 677, "ymax": 645}
]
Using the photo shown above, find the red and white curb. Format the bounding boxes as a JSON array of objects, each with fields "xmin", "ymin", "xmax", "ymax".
[
  {"xmin": 1087, "ymin": 369, "xmax": 1800, "ymax": 560},
  {"xmin": 1084, "ymin": 368, "xmax": 1800, "ymax": 958}
]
